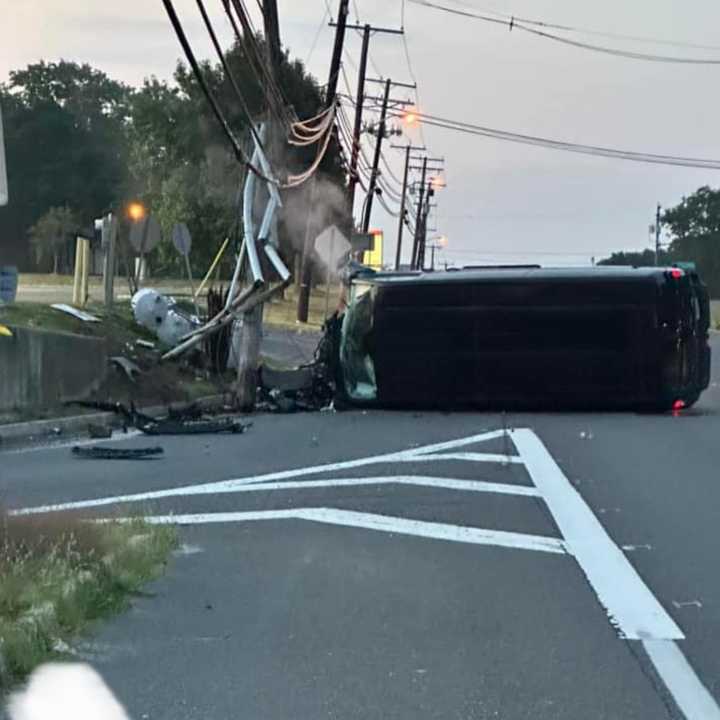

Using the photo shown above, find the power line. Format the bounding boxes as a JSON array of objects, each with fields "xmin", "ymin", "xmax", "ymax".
[
  {"xmin": 387, "ymin": 109, "xmax": 720, "ymax": 169},
  {"xmin": 305, "ymin": 5, "xmax": 331, "ymax": 65},
  {"xmin": 408, "ymin": 0, "xmax": 720, "ymax": 64},
  {"xmin": 441, "ymin": 0, "xmax": 720, "ymax": 52}
]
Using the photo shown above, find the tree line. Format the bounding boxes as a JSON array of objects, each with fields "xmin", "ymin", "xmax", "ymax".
[
  {"xmin": 0, "ymin": 40, "xmax": 343, "ymax": 277},
  {"xmin": 599, "ymin": 186, "xmax": 720, "ymax": 296}
]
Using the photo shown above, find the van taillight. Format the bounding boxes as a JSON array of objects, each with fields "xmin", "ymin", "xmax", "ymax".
[{"xmin": 670, "ymin": 268, "xmax": 684, "ymax": 279}]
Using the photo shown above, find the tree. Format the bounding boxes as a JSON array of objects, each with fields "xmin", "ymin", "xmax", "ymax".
[
  {"xmin": 28, "ymin": 206, "xmax": 78, "ymax": 274},
  {"xmin": 0, "ymin": 61, "xmax": 131, "ymax": 269},
  {"xmin": 662, "ymin": 186, "xmax": 720, "ymax": 296},
  {"xmin": 598, "ymin": 249, "xmax": 671, "ymax": 267}
]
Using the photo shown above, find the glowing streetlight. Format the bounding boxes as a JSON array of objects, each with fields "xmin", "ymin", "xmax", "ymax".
[
  {"xmin": 126, "ymin": 201, "xmax": 147, "ymax": 222},
  {"xmin": 430, "ymin": 175, "xmax": 446, "ymax": 190},
  {"xmin": 403, "ymin": 107, "xmax": 420, "ymax": 126}
]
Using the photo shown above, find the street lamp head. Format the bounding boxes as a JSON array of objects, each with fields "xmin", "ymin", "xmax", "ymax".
[
  {"xmin": 127, "ymin": 202, "xmax": 146, "ymax": 222},
  {"xmin": 437, "ymin": 235, "xmax": 448, "ymax": 248},
  {"xmin": 402, "ymin": 107, "xmax": 419, "ymax": 126}
]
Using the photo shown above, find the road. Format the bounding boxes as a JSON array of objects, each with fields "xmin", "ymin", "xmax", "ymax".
[{"xmin": 2, "ymin": 335, "xmax": 719, "ymax": 720}]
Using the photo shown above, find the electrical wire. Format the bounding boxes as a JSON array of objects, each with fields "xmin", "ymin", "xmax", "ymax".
[
  {"xmin": 195, "ymin": 0, "xmax": 268, "ymax": 158},
  {"xmin": 441, "ymin": 0, "xmax": 720, "ymax": 52},
  {"xmin": 387, "ymin": 109, "xmax": 720, "ymax": 169},
  {"xmin": 305, "ymin": 4, "xmax": 331, "ymax": 65},
  {"xmin": 161, "ymin": 0, "xmax": 270, "ymax": 180},
  {"xmin": 408, "ymin": 0, "xmax": 720, "ymax": 64}
]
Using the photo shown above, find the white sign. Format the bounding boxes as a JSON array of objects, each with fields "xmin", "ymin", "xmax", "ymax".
[
  {"xmin": 0, "ymin": 103, "xmax": 8, "ymax": 206},
  {"xmin": 314, "ymin": 225, "xmax": 351, "ymax": 272},
  {"xmin": 171, "ymin": 223, "xmax": 192, "ymax": 256}
]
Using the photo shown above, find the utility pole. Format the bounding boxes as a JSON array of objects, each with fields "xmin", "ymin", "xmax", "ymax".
[
  {"xmin": 411, "ymin": 156, "xmax": 428, "ymax": 268},
  {"xmin": 332, "ymin": 21, "xmax": 404, "ymax": 216},
  {"xmin": 391, "ymin": 143, "xmax": 425, "ymax": 270},
  {"xmin": 297, "ymin": 0, "xmax": 350, "ymax": 323},
  {"xmin": 348, "ymin": 24, "xmax": 370, "ymax": 213},
  {"xmin": 362, "ymin": 78, "xmax": 391, "ymax": 233},
  {"xmin": 655, "ymin": 203, "xmax": 662, "ymax": 266},
  {"xmin": 235, "ymin": 0, "xmax": 282, "ymax": 409}
]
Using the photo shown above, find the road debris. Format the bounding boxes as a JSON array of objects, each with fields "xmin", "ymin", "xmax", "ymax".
[
  {"xmin": 131, "ymin": 288, "xmax": 200, "ymax": 347},
  {"xmin": 72, "ymin": 446, "xmax": 164, "ymax": 460},
  {"xmin": 68, "ymin": 400, "xmax": 250, "ymax": 436},
  {"xmin": 110, "ymin": 356, "xmax": 142, "ymax": 382},
  {"xmin": 50, "ymin": 304, "xmax": 101, "ymax": 322}
]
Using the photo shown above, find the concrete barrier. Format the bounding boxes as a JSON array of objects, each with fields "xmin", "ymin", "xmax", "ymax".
[{"xmin": 0, "ymin": 326, "xmax": 108, "ymax": 412}]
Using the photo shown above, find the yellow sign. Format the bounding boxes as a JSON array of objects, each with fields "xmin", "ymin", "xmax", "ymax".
[
  {"xmin": 0, "ymin": 324, "xmax": 13, "ymax": 337},
  {"xmin": 362, "ymin": 230, "xmax": 383, "ymax": 269}
]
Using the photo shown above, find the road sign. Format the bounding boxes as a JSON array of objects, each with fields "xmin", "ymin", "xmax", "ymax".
[
  {"xmin": 172, "ymin": 223, "xmax": 192, "ymax": 256},
  {"xmin": 129, "ymin": 215, "xmax": 161, "ymax": 253},
  {"xmin": 0, "ymin": 103, "xmax": 8, "ymax": 206},
  {"xmin": 315, "ymin": 225, "xmax": 351, "ymax": 271}
]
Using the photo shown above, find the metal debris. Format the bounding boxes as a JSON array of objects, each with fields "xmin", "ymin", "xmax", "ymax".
[
  {"xmin": 110, "ymin": 356, "xmax": 142, "ymax": 382},
  {"xmin": 72, "ymin": 446, "xmax": 164, "ymax": 460},
  {"xmin": 50, "ymin": 304, "xmax": 101, "ymax": 322}
]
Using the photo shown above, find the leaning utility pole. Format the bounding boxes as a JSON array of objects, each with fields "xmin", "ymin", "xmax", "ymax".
[
  {"xmin": 361, "ymin": 78, "xmax": 392, "ymax": 232},
  {"xmin": 297, "ymin": 0, "xmax": 350, "ymax": 323}
]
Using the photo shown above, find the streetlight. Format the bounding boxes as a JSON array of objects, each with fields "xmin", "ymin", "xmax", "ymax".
[
  {"xmin": 402, "ymin": 107, "xmax": 420, "ymax": 126},
  {"xmin": 126, "ymin": 201, "xmax": 146, "ymax": 222}
]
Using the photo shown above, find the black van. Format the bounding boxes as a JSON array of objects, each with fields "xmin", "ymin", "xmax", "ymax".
[{"xmin": 337, "ymin": 266, "xmax": 711, "ymax": 411}]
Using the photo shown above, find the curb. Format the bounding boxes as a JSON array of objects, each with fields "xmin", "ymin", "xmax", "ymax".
[{"xmin": 0, "ymin": 394, "xmax": 229, "ymax": 451}]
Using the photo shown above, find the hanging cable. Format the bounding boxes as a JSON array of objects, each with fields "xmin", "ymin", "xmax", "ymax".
[
  {"xmin": 161, "ymin": 0, "xmax": 272, "ymax": 180},
  {"xmin": 387, "ymin": 109, "xmax": 720, "ymax": 169},
  {"xmin": 195, "ymin": 0, "xmax": 269, "ymax": 159},
  {"xmin": 440, "ymin": 0, "xmax": 720, "ymax": 51},
  {"xmin": 408, "ymin": 0, "xmax": 720, "ymax": 64}
]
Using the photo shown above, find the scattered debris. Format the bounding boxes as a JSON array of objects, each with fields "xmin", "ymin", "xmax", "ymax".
[
  {"xmin": 135, "ymin": 339, "xmax": 156, "ymax": 350},
  {"xmin": 131, "ymin": 288, "xmax": 200, "ymax": 347},
  {"xmin": 110, "ymin": 356, "xmax": 142, "ymax": 382},
  {"xmin": 50, "ymin": 304, "xmax": 101, "ymax": 322},
  {"xmin": 87, "ymin": 423, "xmax": 113, "ymax": 439},
  {"xmin": 72, "ymin": 446, "xmax": 164, "ymax": 460},
  {"xmin": 672, "ymin": 600, "xmax": 703, "ymax": 609},
  {"xmin": 68, "ymin": 400, "xmax": 250, "ymax": 436}
]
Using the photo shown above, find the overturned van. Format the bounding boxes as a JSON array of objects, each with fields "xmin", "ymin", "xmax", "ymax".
[{"xmin": 335, "ymin": 266, "xmax": 711, "ymax": 411}]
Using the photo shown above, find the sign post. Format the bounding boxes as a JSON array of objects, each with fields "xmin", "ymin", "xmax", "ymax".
[
  {"xmin": 0, "ymin": 103, "xmax": 7, "ymax": 207},
  {"xmin": 172, "ymin": 222, "xmax": 199, "ymax": 317}
]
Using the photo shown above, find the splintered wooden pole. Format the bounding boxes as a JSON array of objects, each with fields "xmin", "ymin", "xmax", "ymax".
[{"xmin": 234, "ymin": 302, "xmax": 263, "ymax": 411}]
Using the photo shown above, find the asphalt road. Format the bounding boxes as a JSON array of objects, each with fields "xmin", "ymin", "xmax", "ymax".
[{"xmin": 2, "ymin": 335, "xmax": 719, "ymax": 720}]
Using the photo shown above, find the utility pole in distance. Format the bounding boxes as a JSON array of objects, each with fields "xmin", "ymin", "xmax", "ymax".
[
  {"xmin": 391, "ymin": 142, "xmax": 425, "ymax": 269},
  {"xmin": 411, "ymin": 157, "xmax": 428, "ymax": 268},
  {"xmin": 362, "ymin": 78, "xmax": 391, "ymax": 232},
  {"xmin": 655, "ymin": 203, "xmax": 662, "ymax": 266},
  {"xmin": 297, "ymin": 0, "xmax": 349, "ymax": 323}
]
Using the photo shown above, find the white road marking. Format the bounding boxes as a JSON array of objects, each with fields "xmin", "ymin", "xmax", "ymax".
[
  {"xmin": 511, "ymin": 429, "xmax": 683, "ymax": 641},
  {"xmin": 137, "ymin": 508, "xmax": 567, "ymax": 554},
  {"xmin": 13, "ymin": 475, "xmax": 539, "ymax": 515},
  {"xmin": 643, "ymin": 640, "xmax": 720, "ymax": 720},
  {"xmin": 12, "ymin": 428, "xmax": 517, "ymax": 516}
]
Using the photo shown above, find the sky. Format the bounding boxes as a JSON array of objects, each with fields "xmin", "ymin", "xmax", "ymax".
[{"xmin": 3, "ymin": 0, "xmax": 720, "ymax": 267}]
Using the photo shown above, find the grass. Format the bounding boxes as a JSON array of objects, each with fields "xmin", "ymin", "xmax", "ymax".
[
  {"xmin": 264, "ymin": 284, "xmax": 342, "ymax": 331},
  {"xmin": 0, "ymin": 508, "xmax": 177, "ymax": 691}
]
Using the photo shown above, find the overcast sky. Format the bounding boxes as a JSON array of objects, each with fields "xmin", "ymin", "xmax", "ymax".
[{"xmin": 3, "ymin": 0, "xmax": 720, "ymax": 266}]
